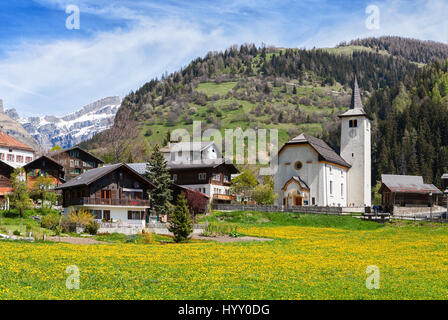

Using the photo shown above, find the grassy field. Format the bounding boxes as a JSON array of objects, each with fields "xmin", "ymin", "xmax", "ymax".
[{"xmin": 1, "ymin": 211, "xmax": 448, "ymax": 299}]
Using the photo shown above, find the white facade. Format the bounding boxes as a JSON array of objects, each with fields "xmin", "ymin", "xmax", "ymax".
[
  {"xmin": 274, "ymin": 145, "xmax": 348, "ymax": 207},
  {"xmin": 340, "ymin": 116, "xmax": 372, "ymax": 207},
  {"xmin": 163, "ymin": 142, "xmax": 221, "ymax": 163},
  {"xmin": 181, "ymin": 183, "xmax": 230, "ymax": 198},
  {"xmin": 64, "ymin": 205, "xmax": 148, "ymax": 227},
  {"xmin": 0, "ymin": 146, "xmax": 34, "ymax": 168}
]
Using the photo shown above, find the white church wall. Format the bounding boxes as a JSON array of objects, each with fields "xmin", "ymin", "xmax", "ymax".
[
  {"xmin": 274, "ymin": 145, "xmax": 319, "ymax": 205},
  {"xmin": 324, "ymin": 164, "xmax": 348, "ymax": 207}
]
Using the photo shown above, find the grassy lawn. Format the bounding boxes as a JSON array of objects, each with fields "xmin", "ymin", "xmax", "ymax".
[{"xmin": 1, "ymin": 211, "xmax": 448, "ymax": 299}]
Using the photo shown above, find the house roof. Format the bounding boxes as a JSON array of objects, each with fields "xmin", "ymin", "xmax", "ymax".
[
  {"xmin": 57, "ymin": 163, "xmax": 155, "ymax": 189},
  {"xmin": 127, "ymin": 163, "xmax": 148, "ymax": 175},
  {"xmin": 167, "ymin": 158, "xmax": 239, "ymax": 173},
  {"xmin": 338, "ymin": 76, "xmax": 373, "ymax": 120},
  {"xmin": 23, "ymin": 155, "xmax": 64, "ymax": 170},
  {"xmin": 48, "ymin": 146, "xmax": 104, "ymax": 164},
  {"xmin": 160, "ymin": 141, "xmax": 215, "ymax": 153},
  {"xmin": 381, "ymin": 174, "xmax": 442, "ymax": 194},
  {"xmin": 0, "ymin": 131, "xmax": 35, "ymax": 152},
  {"xmin": 279, "ymin": 133, "xmax": 351, "ymax": 168},
  {"xmin": 172, "ymin": 183, "xmax": 210, "ymax": 199}
]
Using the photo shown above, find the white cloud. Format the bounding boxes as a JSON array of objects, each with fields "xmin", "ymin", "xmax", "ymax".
[{"xmin": 0, "ymin": 15, "xmax": 280, "ymax": 116}]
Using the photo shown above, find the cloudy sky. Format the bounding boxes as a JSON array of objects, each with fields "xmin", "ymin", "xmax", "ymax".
[{"xmin": 0, "ymin": 0, "xmax": 447, "ymax": 116}]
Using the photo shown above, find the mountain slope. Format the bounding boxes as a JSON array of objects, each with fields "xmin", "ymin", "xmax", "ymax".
[
  {"xmin": 0, "ymin": 112, "xmax": 40, "ymax": 151},
  {"xmin": 81, "ymin": 38, "xmax": 448, "ymax": 173},
  {"xmin": 17, "ymin": 96, "xmax": 121, "ymax": 150}
]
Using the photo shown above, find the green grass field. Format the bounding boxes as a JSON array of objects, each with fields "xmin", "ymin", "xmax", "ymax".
[{"xmin": 1, "ymin": 211, "xmax": 448, "ymax": 299}]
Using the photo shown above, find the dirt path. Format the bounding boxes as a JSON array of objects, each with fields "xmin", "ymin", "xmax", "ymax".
[
  {"xmin": 48, "ymin": 236, "xmax": 107, "ymax": 245},
  {"xmin": 192, "ymin": 235, "xmax": 273, "ymax": 242}
]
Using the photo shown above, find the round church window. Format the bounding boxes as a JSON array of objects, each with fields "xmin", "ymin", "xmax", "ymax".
[{"xmin": 295, "ymin": 161, "xmax": 303, "ymax": 170}]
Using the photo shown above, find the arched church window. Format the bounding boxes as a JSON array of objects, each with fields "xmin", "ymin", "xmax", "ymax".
[{"xmin": 295, "ymin": 161, "xmax": 303, "ymax": 170}]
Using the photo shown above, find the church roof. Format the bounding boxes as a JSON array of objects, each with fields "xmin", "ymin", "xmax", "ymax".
[
  {"xmin": 282, "ymin": 176, "xmax": 310, "ymax": 191},
  {"xmin": 338, "ymin": 76, "xmax": 373, "ymax": 120},
  {"xmin": 279, "ymin": 133, "xmax": 351, "ymax": 168}
]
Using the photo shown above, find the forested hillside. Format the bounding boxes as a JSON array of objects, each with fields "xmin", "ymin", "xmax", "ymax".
[
  {"xmin": 81, "ymin": 37, "xmax": 448, "ymax": 187},
  {"xmin": 367, "ymin": 59, "xmax": 448, "ymax": 186}
]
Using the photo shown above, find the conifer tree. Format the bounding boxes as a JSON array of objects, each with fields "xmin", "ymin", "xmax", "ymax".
[
  {"xmin": 168, "ymin": 194, "xmax": 193, "ymax": 243},
  {"xmin": 145, "ymin": 144, "xmax": 173, "ymax": 218}
]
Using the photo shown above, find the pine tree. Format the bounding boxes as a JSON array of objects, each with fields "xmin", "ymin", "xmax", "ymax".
[
  {"xmin": 145, "ymin": 144, "xmax": 173, "ymax": 218},
  {"xmin": 168, "ymin": 194, "xmax": 193, "ymax": 243}
]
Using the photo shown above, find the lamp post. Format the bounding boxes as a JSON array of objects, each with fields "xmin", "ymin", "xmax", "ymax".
[
  {"xmin": 429, "ymin": 192, "xmax": 433, "ymax": 222},
  {"xmin": 444, "ymin": 189, "xmax": 448, "ymax": 222}
]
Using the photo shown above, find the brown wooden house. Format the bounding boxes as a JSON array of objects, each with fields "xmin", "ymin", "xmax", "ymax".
[
  {"xmin": 57, "ymin": 163, "xmax": 155, "ymax": 225},
  {"xmin": 48, "ymin": 146, "xmax": 104, "ymax": 181},
  {"xmin": 168, "ymin": 158, "xmax": 239, "ymax": 203},
  {"xmin": 23, "ymin": 156, "xmax": 65, "ymax": 192}
]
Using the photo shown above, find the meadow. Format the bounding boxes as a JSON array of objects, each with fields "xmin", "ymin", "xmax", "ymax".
[{"xmin": 1, "ymin": 211, "xmax": 448, "ymax": 300}]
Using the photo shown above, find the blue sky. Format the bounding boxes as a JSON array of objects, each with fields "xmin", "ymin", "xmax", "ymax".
[{"xmin": 0, "ymin": 0, "xmax": 447, "ymax": 116}]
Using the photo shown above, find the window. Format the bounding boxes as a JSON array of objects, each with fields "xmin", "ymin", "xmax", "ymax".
[
  {"xmin": 70, "ymin": 160, "xmax": 74, "ymax": 167},
  {"xmin": 93, "ymin": 210, "xmax": 102, "ymax": 219},
  {"xmin": 198, "ymin": 173, "xmax": 206, "ymax": 181},
  {"xmin": 349, "ymin": 119, "xmax": 358, "ymax": 128},
  {"xmin": 0, "ymin": 153, "xmax": 4, "ymax": 160},
  {"xmin": 312, "ymin": 197, "xmax": 316, "ymax": 205},
  {"xmin": 329, "ymin": 166, "xmax": 333, "ymax": 174},
  {"xmin": 16, "ymin": 155, "xmax": 23, "ymax": 163},
  {"xmin": 75, "ymin": 160, "xmax": 80, "ymax": 166},
  {"xmin": 128, "ymin": 211, "xmax": 144, "ymax": 220},
  {"xmin": 223, "ymin": 175, "xmax": 229, "ymax": 183},
  {"xmin": 7, "ymin": 154, "xmax": 14, "ymax": 162},
  {"xmin": 330, "ymin": 181, "xmax": 333, "ymax": 195},
  {"xmin": 25, "ymin": 156, "xmax": 32, "ymax": 163},
  {"xmin": 341, "ymin": 183, "xmax": 344, "ymax": 197},
  {"xmin": 212, "ymin": 174, "xmax": 221, "ymax": 182},
  {"xmin": 173, "ymin": 174, "xmax": 177, "ymax": 182},
  {"xmin": 294, "ymin": 161, "xmax": 303, "ymax": 170}
]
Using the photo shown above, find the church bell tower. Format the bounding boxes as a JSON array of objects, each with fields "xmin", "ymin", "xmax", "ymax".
[{"xmin": 339, "ymin": 76, "xmax": 372, "ymax": 207}]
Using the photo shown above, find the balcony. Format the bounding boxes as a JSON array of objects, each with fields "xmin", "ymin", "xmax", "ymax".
[
  {"xmin": 213, "ymin": 194, "xmax": 236, "ymax": 201},
  {"xmin": 67, "ymin": 197, "xmax": 150, "ymax": 207}
]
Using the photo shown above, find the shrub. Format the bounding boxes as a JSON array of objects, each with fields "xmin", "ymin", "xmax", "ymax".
[
  {"xmin": 13, "ymin": 230, "xmax": 21, "ymax": 236},
  {"xmin": 85, "ymin": 220, "xmax": 100, "ymax": 235},
  {"xmin": 41, "ymin": 213, "xmax": 60, "ymax": 230},
  {"xmin": 69, "ymin": 208, "xmax": 94, "ymax": 227},
  {"xmin": 141, "ymin": 230, "xmax": 156, "ymax": 244},
  {"xmin": 203, "ymin": 222, "xmax": 239, "ymax": 237}
]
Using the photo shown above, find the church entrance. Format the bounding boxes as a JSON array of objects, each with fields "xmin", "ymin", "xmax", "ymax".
[{"xmin": 294, "ymin": 196, "xmax": 303, "ymax": 206}]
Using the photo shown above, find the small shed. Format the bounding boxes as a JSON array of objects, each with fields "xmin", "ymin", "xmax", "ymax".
[{"xmin": 379, "ymin": 174, "xmax": 442, "ymax": 213}]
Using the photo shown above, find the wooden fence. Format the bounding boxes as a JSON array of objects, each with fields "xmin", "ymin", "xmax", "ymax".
[{"xmin": 212, "ymin": 203, "xmax": 345, "ymax": 215}]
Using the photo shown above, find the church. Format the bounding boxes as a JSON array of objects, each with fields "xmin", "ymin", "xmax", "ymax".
[{"xmin": 274, "ymin": 77, "xmax": 372, "ymax": 208}]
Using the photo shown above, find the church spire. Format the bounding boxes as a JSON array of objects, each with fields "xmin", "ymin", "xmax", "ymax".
[{"xmin": 350, "ymin": 76, "xmax": 363, "ymax": 110}]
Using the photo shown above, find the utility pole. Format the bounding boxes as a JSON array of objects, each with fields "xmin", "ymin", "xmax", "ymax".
[{"xmin": 429, "ymin": 192, "xmax": 433, "ymax": 222}]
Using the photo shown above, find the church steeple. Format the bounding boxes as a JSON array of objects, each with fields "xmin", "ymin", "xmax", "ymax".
[
  {"xmin": 338, "ymin": 75, "xmax": 372, "ymax": 120},
  {"xmin": 350, "ymin": 76, "xmax": 363, "ymax": 110}
]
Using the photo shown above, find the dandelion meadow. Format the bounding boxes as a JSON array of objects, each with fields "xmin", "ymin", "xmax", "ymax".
[{"xmin": 1, "ymin": 213, "xmax": 448, "ymax": 300}]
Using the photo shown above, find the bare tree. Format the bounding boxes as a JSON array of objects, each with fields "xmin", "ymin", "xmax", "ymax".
[{"xmin": 105, "ymin": 108, "xmax": 140, "ymax": 163}]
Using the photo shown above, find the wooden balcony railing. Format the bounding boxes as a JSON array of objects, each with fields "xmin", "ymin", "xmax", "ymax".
[
  {"xmin": 213, "ymin": 194, "xmax": 236, "ymax": 201},
  {"xmin": 67, "ymin": 197, "xmax": 150, "ymax": 207}
]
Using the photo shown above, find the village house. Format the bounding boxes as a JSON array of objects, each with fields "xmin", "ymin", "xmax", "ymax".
[
  {"xmin": 379, "ymin": 174, "xmax": 443, "ymax": 216},
  {"xmin": 48, "ymin": 146, "xmax": 104, "ymax": 181},
  {"xmin": 57, "ymin": 163, "xmax": 155, "ymax": 228},
  {"xmin": 160, "ymin": 141, "xmax": 239, "ymax": 203},
  {"xmin": 0, "ymin": 160, "xmax": 14, "ymax": 209},
  {"xmin": 0, "ymin": 131, "xmax": 35, "ymax": 168},
  {"xmin": 127, "ymin": 162, "xmax": 211, "ymax": 217},
  {"xmin": 274, "ymin": 77, "xmax": 371, "ymax": 208},
  {"xmin": 22, "ymin": 155, "xmax": 65, "ymax": 191}
]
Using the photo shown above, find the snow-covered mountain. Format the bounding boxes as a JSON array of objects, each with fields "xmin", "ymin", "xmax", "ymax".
[{"xmin": 15, "ymin": 96, "xmax": 121, "ymax": 150}]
